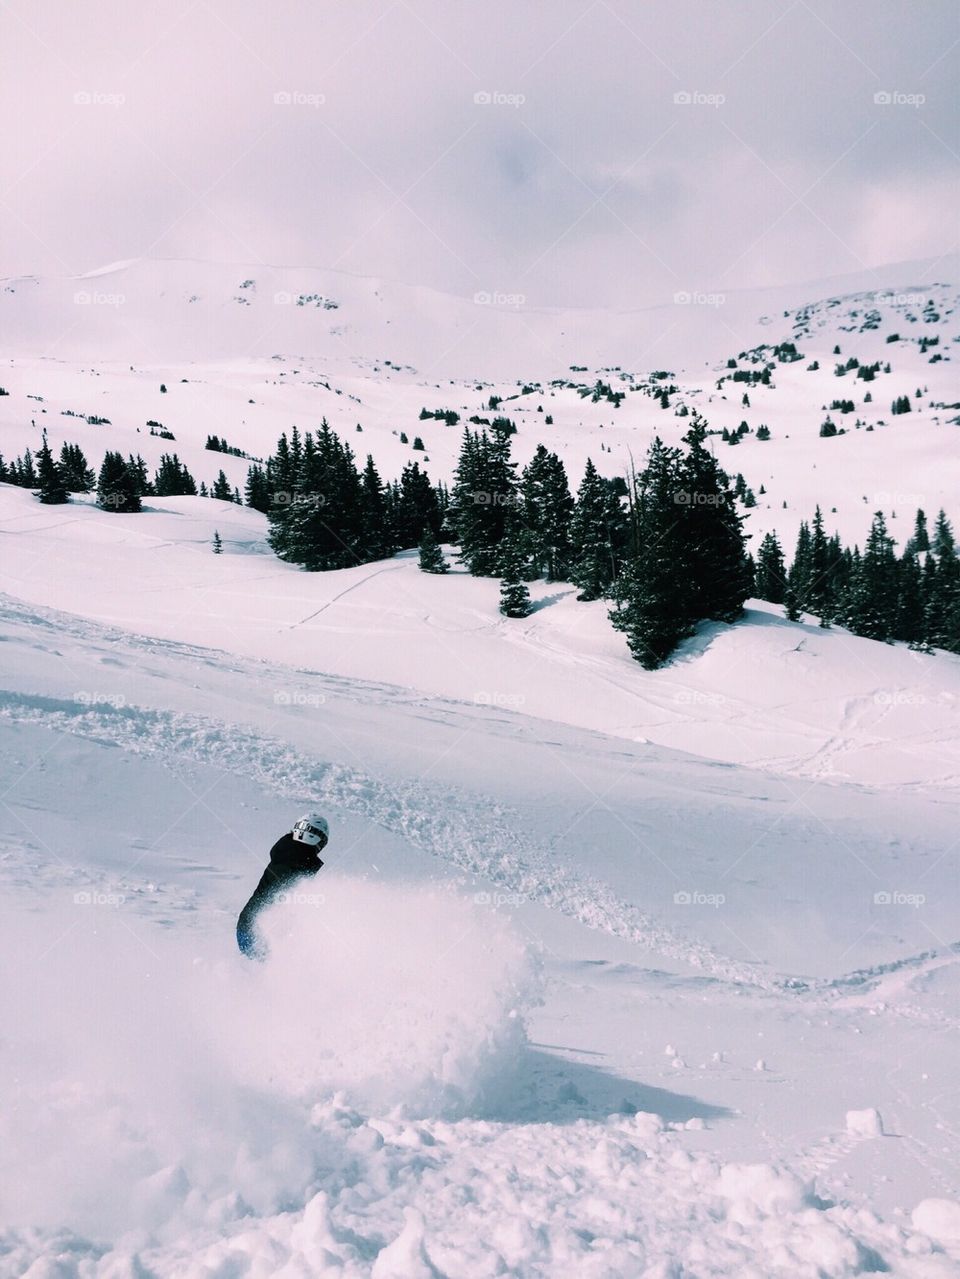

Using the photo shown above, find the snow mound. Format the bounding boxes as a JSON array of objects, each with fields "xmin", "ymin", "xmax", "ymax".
[
  {"xmin": 846, "ymin": 1108, "xmax": 884, "ymax": 1138},
  {"xmin": 912, "ymin": 1198, "xmax": 960, "ymax": 1245}
]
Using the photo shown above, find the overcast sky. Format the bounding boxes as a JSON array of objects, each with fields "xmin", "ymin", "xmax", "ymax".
[{"xmin": 2, "ymin": 0, "xmax": 958, "ymax": 307}]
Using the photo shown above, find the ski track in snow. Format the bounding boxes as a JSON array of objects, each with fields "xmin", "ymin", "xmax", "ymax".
[{"xmin": 0, "ymin": 687, "xmax": 778, "ymax": 992}]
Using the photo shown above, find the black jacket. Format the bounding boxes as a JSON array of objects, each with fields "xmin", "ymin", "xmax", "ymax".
[{"xmin": 236, "ymin": 833, "xmax": 324, "ymax": 958}]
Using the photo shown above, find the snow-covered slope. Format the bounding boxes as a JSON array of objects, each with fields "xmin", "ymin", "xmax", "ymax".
[
  {"xmin": 2, "ymin": 485, "xmax": 960, "ymax": 789},
  {"xmin": 3, "ymin": 256, "xmax": 960, "ymax": 1276},
  {"xmin": 3, "ymin": 573, "xmax": 960, "ymax": 1274},
  {"xmin": 2, "ymin": 253, "xmax": 958, "ymax": 559}
]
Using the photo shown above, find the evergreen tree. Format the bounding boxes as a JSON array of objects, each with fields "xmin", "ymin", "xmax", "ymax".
[
  {"xmin": 359, "ymin": 454, "xmax": 392, "ymax": 559},
  {"xmin": 154, "ymin": 453, "xmax": 197, "ymax": 497},
  {"xmin": 34, "ymin": 432, "xmax": 68, "ymax": 505},
  {"xmin": 609, "ymin": 438, "xmax": 691, "ymax": 669},
  {"xmin": 97, "ymin": 451, "xmax": 142, "ymax": 513},
  {"xmin": 244, "ymin": 463, "xmax": 271, "ymax": 513},
  {"xmin": 906, "ymin": 508, "xmax": 930, "ymax": 554},
  {"xmin": 450, "ymin": 424, "xmax": 519, "ymax": 575},
  {"xmin": 754, "ymin": 532, "xmax": 786, "ymax": 604},
  {"xmin": 933, "ymin": 510, "xmax": 955, "ymax": 558},
  {"xmin": 676, "ymin": 418, "xmax": 752, "ymax": 623},
  {"xmin": 418, "ymin": 525, "xmax": 448, "ymax": 574},
  {"xmin": 127, "ymin": 454, "xmax": 153, "ymax": 498},
  {"xmin": 499, "ymin": 531, "xmax": 532, "ymax": 617},
  {"xmin": 521, "ymin": 445, "xmax": 574, "ymax": 580},
  {"xmin": 212, "ymin": 530, "xmax": 223, "ymax": 554},
  {"xmin": 569, "ymin": 459, "xmax": 626, "ymax": 601},
  {"xmin": 395, "ymin": 461, "xmax": 441, "ymax": 549},
  {"xmin": 58, "ymin": 443, "xmax": 95, "ymax": 492},
  {"xmin": 211, "ymin": 469, "xmax": 233, "ymax": 501},
  {"xmin": 894, "ymin": 551, "xmax": 925, "ymax": 644},
  {"xmin": 16, "ymin": 449, "xmax": 37, "ymax": 487},
  {"xmin": 845, "ymin": 513, "xmax": 898, "ymax": 641}
]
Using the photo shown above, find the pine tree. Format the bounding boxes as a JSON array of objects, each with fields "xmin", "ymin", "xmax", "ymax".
[
  {"xmin": 754, "ymin": 532, "xmax": 786, "ymax": 604},
  {"xmin": 16, "ymin": 449, "xmax": 37, "ymax": 487},
  {"xmin": 418, "ymin": 525, "xmax": 448, "ymax": 574},
  {"xmin": 845, "ymin": 513, "xmax": 898, "ymax": 641},
  {"xmin": 932, "ymin": 510, "xmax": 955, "ymax": 558},
  {"xmin": 212, "ymin": 530, "xmax": 223, "ymax": 554},
  {"xmin": 906, "ymin": 509, "xmax": 929, "ymax": 554},
  {"xmin": 34, "ymin": 432, "xmax": 68, "ymax": 505},
  {"xmin": 245, "ymin": 463, "xmax": 271, "ymax": 512},
  {"xmin": 499, "ymin": 531, "xmax": 532, "ymax": 617},
  {"xmin": 450, "ymin": 424, "xmax": 519, "ymax": 575},
  {"xmin": 521, "ymin": 445, "xmax": 574, "ymax": 581},
  {"xmin": 58, "ymin": 443, "xmax": 95, "ymax": 492},
  {"xmin": 359, "ymin": 454, "xmax": 391, "ymax": 559},
  {"xmin": 211, "ymin": 469, "xmax": 233, "ymax": 501},
  {"xmin": 395, "ymin": 461, "xmax": 441, "ymax": 549},
  {"xmin": 97, "ymin": 451, "xmax": 142, "ymax": 513},
  {"xmin": 127, "ymin": 454, "xmax": 152, "ymax": 498},
  {"xmin": 154, "ymin": 453, "xmax": 197, "ymax": 496},
  {"xmin": 894, "ymin": 551, "xmax": 925, "ymax": 644},
  {"xmin": 676, "ymin": 418, "xmax": 752, "ymax": 624},
  {"xmin": 569, "ymin": 459, "xmax": 626, "ymax": 601},
  {"xmin": 609, "ymin": 438, "xmax": 691, "ymax": 669}
]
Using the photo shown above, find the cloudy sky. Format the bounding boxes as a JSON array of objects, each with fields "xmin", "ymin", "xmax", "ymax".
[{"xmin": 2, "ymin": 0, "xmax": 958, "ymax": 307}]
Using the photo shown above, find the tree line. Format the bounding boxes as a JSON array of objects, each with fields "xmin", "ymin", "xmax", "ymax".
[{"xmin": 754, "ymin": 506, "xmax": 960, "ymax": 652}]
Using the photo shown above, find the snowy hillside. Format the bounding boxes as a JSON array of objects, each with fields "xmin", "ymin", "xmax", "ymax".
[
  {"xmin": 2, "ymin": 256, "xmax": 960, "ymax": 1276},
  {"xmin": 2, "ymin": 253, "xmax": 959, "ymax": 558}
]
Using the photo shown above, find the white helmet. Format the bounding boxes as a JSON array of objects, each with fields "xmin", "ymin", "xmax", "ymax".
[{"xmin": 292, "ymin": 813, "xmax": 329, "ymax": 846}]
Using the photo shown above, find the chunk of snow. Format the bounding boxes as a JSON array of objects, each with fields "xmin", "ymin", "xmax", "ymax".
[
  {"xmin": 912, "ymin": 1198, "xmax": 960, "ymax": 1243},
  {"xmin": 846, "ymin": 1108, "xmax": 884, "ymax": 1138}
]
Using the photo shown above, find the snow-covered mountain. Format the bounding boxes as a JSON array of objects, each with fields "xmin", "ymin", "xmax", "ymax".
[{"xmin": 2, "ymin": 257, "xmax": 960, "ymax": 1275}]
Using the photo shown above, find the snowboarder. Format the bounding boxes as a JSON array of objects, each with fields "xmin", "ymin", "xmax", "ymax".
[{"xmin": 236, "ymin": 813, "xmax": 329, "ymax": 959}]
